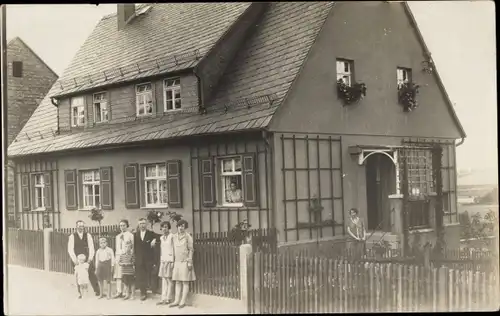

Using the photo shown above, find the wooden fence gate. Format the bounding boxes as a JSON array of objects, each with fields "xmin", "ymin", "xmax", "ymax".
[{"xmin": 7, "ymin": 228, "xmax": 44, "ymax": 270}]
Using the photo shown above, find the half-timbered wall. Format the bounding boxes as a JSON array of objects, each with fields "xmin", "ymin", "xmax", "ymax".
[
  {"xmin": 190, "ymin": 133, "xmax": 272, "ymax": 234},
  {"xmin": 273, "ymin": 133, "xmax": 345, "ymax": 243}
]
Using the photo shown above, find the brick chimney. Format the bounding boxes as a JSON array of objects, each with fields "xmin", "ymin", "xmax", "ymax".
[{"xmin": 117, "ymin": 4, "xmax": 136, "ymax": 30}]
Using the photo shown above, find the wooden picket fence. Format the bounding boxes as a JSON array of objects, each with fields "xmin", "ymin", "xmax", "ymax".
[
  {"xmin": 194, "ymin": 228, "xmax": 278, "ymax": 253},
  {"xmin": 6, "ymin": 228, "xmax": 44, "ymax": 270},
  {"xmin": 247, "ymin": 252, "xmax": 499, "ymax": 313},
  {"xmin": 192, "ymin": 242, "xmax": 240, "ymax": 299},
  {"xmin": 55, "ymin": 224, "xmax": 120, "ymax": 235}
]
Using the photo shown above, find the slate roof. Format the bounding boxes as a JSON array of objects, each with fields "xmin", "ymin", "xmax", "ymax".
[
  {"xmin": 8, "ymin": 2, "xmax": 334, "ymax": 158},
  {"xmin": 52, "ymin": 3, "xmax": 251, "ymax": 97}
]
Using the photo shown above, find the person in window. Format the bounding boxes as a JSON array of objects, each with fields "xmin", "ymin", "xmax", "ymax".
[
  {"xmin": 346, "ymin": 208, "xmax": 366, "ymax": 258},
  {"xmin": 226, "ymin": 182, "xmax": 243, "ymax": 203}
]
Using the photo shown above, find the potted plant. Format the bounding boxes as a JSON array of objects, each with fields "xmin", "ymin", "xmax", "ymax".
[
  {"xmin": 398, "ymin": 82, "xmax": 420, "ymax": 112},
  {"xmin": 337, "ymin": 79, "xmax": 367, "ymax": 106},
  {"xmin": 229, "ymin": 219, "xmax": 252, "ymax": 245},
  {"xmin": 88, "ymin": 208, "xmax": 104, "ymax": 237},
  {"xmin": 146, "ymin": 210, "xmax": 164, "ymax": 230}
]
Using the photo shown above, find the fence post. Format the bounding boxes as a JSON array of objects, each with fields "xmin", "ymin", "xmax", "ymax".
[
  {"xmin": 240, "ymin": 244, "xmax": 252, "ymax": 311},
  {"xmin": 43, "ymin": 227, "xmax": 53, "ymax": 271}
]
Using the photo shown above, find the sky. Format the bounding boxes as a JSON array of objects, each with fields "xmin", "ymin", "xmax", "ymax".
[{"xmin": 5, "ymin": 2, "xmax": 497, "ymax": 173}]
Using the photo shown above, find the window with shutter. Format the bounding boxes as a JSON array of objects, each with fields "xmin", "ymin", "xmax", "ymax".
[
  {"xmin": 44, "ymin": 172, "xmax": 53, "ymax": 211},
  {"xmin": 100, "ymin": 167, "xmax": 114, "ymax": 210},
  {"xmin": 201, "ymin": 158, "xmax": 216, "ymax": 207},
  {"xmin": 124, "ymin": 164, "xmax": 140, "ymax": 209},
  {"xmin": 21, "ymin": 173, "xmax": 30, "ymax": 211},
  {"xmin": 167, "ymin": 160, "xmax": 182, "ymax": 208},
  {"xmin": 64, "ymin": 170, "xmax": 78, "ymax": 210},
  {"xmin": 242, "ymin": 154, "xmax": 258, "ymax": 207}
]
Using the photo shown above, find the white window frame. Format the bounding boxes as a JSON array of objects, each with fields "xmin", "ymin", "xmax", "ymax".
[
  {"xmin": 144, "ymin": 164, "xmax": 168, "ymax": 207},
  {"xmin": 397, "ymin": 67, "xmax": 412, "ymax": 89},
  {"xmin": 33, "ymin": 174, "xmax": 46, "ymax": 210},
  {"xmin": 93, "ymin": 92, "xmax": 108, "ymax": 123},
  {"xmin": 82, "ymin": 170, "xmax": 101, "ymax": 209},
  {"xmin": 336, "ymin": 59, "xmax": 353, "ymax": 87},
  {"xmin": 163, "ymin": 77, "xmax": 182, "ymax": 112},
  {"xmin": 136, "ymin": 83, "xmax": 154, "ymax": 117},
  {"xmin": 71, "ymin": 96, "xmax": 85, "ymax": 127},
  {"xmin": 220, "ymin": 156, "xmax": 244, "ymax": 207}
]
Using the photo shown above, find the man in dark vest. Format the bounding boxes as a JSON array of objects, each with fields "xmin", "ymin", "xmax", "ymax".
[
  {"xmin": 134, "ymin": 218, "xmax": 157, "ymax": 301},
  {"xmin": 67, "ymin": 220, "xmax": 100, "ymax": 297}
]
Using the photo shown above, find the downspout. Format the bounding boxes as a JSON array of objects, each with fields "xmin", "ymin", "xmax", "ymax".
[
  {"xmin": 192, "ymin": 68, "xmax": 205, "ymax": 114},
  {"xmin": 456, "ymin": 137, "xmax": 465, "ymax": 147},
  {"xmin": 50, "ymin": 97, "xmax": 60, "ymax": 134}
]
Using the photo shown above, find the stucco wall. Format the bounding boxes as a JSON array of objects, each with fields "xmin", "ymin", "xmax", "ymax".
[
  {"xmin": 53, "ymin": 145, "xmax": 191, "ymax": 232},
  {"xmin": 269, "ymin": 1, "xmax": 462, "ymax": 139}
]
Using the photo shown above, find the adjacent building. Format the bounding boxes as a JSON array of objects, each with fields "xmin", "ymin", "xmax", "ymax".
[
  {"xmin": 6, "ymin": 37, "xmax": 58, "ymax": 226},
  {"xmin": 7, "ymin": 2, "xmax": 466, "ymax": 250}
]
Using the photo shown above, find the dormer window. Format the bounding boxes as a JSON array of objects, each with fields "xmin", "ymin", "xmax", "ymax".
[
  {"xmin": 336, "ymin": 59, "xmax": 353, "ymax": 86},
  {"xmin": 71, "ymin": 96, "xmax": 85, "ymax": 127},
  {"xmin": 93, "ymin": 92, "xmax": 108, "ymax": 123},
  {"xmin": 397, "ymin": 67, "xmax": 412, "ymax": 89},
  {"xmin": 164, "ymin": 77, "xmax": 181, "ymax": 112},
  {"xmin": 136, "ymin": 83, "xmax": 153, "ymax": 117}
]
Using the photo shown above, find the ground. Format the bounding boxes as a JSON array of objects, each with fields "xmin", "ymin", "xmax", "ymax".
[{"xmin": 5, "ymin": 265, "xmax": 245, "ymax": 315}]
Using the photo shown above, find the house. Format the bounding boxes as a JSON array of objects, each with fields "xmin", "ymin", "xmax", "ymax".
[
  {"xmin": 8, "ymin": 2, "xmax": 466, "ymax": 251},
  {"xmin": 6, "ymin": 37, "xmax": 58, "ymax": 226}
]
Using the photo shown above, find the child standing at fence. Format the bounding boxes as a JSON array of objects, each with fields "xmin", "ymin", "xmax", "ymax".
[
  {"xmin": 119, "ymin": 240, "xmax": 136, "ymax": 300},
  {"xmin": 75, "ymin": 254, "xmax": 90, "ymax": 299},
  {"xmin": 157, "ymin": 221, "xmax": 175, "ymax": 305},
  {"xmin": 95, "ymin": 237, "xmax": 115, "ymax": 299}
]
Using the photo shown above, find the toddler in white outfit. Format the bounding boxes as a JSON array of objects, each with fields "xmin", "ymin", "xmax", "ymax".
[{"xmin": 75, "ymin": 254, "xmax": 90, "ymax": 298}]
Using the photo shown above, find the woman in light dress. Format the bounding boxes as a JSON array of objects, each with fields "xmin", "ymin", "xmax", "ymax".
[
  {"xmin": 156, "ymin": 221, "xmax": 175, "ymax": 305},
  {"xmin": 113, "ymin": 219, "xmax": 134, "ymax": 298},
  {"xmin": 169, "ymin": 220, "xmax": 196, "ymax": 309},
  {"xmin": 346, "ymin": 208, "xmax": 366, "ymax": 258}
]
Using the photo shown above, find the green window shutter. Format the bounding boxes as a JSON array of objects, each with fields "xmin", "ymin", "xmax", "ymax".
[
  {"xmin": 201, "ymin": 158, "xmax": 216, "ymax": 207},
  {"xmin": 100, "ymin": 166, "xmax": 113, "ymax": 210},
  {"xmin": 167, "ymin": 160, "xmax": 182, "ymax": 208},
  {"xmin": 242, "ymin": 154, "xmax": 258, "ymax": 207},
  {"xmin": 64, "ymin": 170, "xmax": 78, "ymax": 210},
  {"xmin": 124, "ymin": 163, "xmax": 140, "ymax": 209}
]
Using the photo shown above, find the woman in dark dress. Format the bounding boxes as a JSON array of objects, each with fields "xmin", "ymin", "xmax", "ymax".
[{"xmin": 346, "ymin": 208, "xmax": 366, "ymax": 258}]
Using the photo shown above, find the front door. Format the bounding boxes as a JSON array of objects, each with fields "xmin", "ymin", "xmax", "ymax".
[{"xmin": 365, "ymin": 154, "xmax": 396, "ymax": 232}]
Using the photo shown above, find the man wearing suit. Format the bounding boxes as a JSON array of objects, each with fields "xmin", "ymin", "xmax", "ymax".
[{"xmin": 134, "ymin": 218, "xmax": 157, "ymax": 301}]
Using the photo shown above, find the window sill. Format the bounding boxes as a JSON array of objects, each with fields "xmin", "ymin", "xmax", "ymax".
[
  {"xmin": 163, "ymin": 109, "xmax": 182, "ymax": 114},
  {"xmin": 31, "ymin": 208, "xmax": 46, "ymax": 212},
  {"xmin": 409, "ymin": 227, "xmax": 434, "ymax": 234},
  {"xmin": 141, "ymin": 206, "xmax": 169, "ymax": 210}
]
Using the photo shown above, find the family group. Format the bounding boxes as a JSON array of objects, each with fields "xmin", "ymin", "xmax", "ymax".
[{"xmin": 68, "ymin": 218, "xmax": 195, "ymax": 309}]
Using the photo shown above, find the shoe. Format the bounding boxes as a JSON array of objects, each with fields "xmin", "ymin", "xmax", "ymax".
[
  {"xmin": 179, "ymin": 304, "xmax": 185, "ymax": 309},
  {"xmin": 156, "ymin": 300, "xmax": 167, "ymax": 305},
  {"xmin": 95, "ymin": 292, "xmax": 100, "ymax": 297},
  {"xmin": 113, "ymin": 293, "xmax": 124, "ymax": 299},
  {"xmin": 123, "ymin": 295, "xmax": 130, "ymax": 300},
  {"xmin": 140, "ymin": 295, "xmax": 147, "ymax": 301},
  {"xmin": 78, "ymin": 295, "xmax": 82, "ymax": 299},
  {"xmin": 169, "ymin": 303, "xmax": 179, "ymax": 308},
  {"xmin": 98, "ymin": 296, "xmax": 104, "ymax": 299}
]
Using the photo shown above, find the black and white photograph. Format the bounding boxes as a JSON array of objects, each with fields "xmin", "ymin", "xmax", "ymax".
[{"xmin": 2, "ymin": 1, "xmax": 498, "ymax": 315}]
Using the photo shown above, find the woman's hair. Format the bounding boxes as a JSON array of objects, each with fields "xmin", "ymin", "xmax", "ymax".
[
  {"xmin": 160, "ymin": 221, "xmax": 171, "ymax": 229},
  {"xmin": 119, "ymin": 219, "xmax": 129, "ymax": 227},
  {"xmin": 349, "ymin": 208, "xmax": 359, "ymax": 215},
  {"xmin": 176, "ymin": 219, "xmax": 189, "ymax": 229}
]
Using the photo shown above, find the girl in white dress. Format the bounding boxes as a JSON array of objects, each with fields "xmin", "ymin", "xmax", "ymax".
[
  {"xmin": 75, "ymin": 254, "xmax": 90, "ymax": 299},
  {"xmin": 157, "ymin": 221, "xmax": 175, "ymax": 305}
]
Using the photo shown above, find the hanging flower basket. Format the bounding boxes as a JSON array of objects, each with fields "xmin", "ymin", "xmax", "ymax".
[
  {"xmin": 398, "ymin": 82, "xmax": 420, "ymax": 112},
  {"xmin": 337, "ymin": 79, "xmax": 367, "ymax": 106},
  {"xmin": 89, "ymin": 208, "xmax": 104, "ymax": 223}
]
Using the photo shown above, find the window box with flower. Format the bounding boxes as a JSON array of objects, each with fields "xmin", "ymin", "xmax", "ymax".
[
  {"xmin": 337, "ymin": 79, "xmax": 367, "ymax": 106},
  {"xmin": 398, "ymin": 82, "xmax": 420, "ymax": 112}
]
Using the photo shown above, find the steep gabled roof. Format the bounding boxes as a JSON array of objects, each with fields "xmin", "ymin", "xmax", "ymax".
[
  {"xmin": 7, "ymin": 37, "xmax": 58, "ymax": 78},
  {"xmin": 403, "ymin": 2, "xmax": 466, "ymax": 139},
  {"xmin": 8, "ymin": 2, "xmax": 334, "ymax": 158},
  {"xmin": 51, "ymin": 3, "xmax": 251, "ymax": 98}
]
